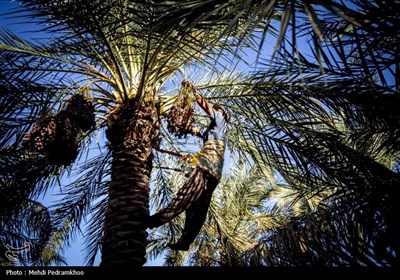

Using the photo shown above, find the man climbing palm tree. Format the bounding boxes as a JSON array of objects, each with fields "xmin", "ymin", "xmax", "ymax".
[{"xmin": 148, "ymin": 81, "xmax": 230, "ymax": 251}]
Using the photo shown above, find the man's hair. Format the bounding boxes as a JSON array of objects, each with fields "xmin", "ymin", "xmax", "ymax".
[{"xmin": 213, "ymin": 103, "xmax": 230, "ymax": 122}]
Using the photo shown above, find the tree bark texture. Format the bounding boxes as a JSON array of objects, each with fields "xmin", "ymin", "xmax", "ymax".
[{"xmin": 101, "ymin": 100, "xmax": 160, "ymax": 267}]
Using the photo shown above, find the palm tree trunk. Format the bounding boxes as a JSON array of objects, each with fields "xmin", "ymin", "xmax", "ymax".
[{"xmin": 101, "ymin": 100, "xmax": 160, "ymax": 267}]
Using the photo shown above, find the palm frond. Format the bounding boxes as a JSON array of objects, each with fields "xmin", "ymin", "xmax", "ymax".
[
  {"xmin": 51, "ymin": 147, "xmax": 111, "ymax": 255},
  {"xmin": 82, "ymin": 186, "xmax": 108, "ymax": 266},
  {"xmin": 0, "ymin": 73, "xmax": 103, "ymax": 212},
  {"xmin": 242, "ymin": 192, "xmax": 399, "ymax": 266},
  {"xmin": 0, "ymin": 200, "xmax": 63, "ymax": 266}
]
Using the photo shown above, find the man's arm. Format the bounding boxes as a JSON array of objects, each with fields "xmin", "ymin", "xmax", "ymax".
[{"xmin": 190, "ymin": 84, "xmax": 213, "ymax": 117}]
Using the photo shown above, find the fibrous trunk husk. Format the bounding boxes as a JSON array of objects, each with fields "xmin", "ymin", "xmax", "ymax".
[{"xmin": 101, "ymin": 100, "xmax": 161, "ymax": 267}]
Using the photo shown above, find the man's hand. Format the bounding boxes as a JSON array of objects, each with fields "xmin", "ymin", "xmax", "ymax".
[
  {"xmin": 181, "ymin": 80, "xmax": 192, "ymax": 89},
  {"xmin": 181, "ymin": 154, "xmax": 193, "ymax": 163},
  {"xmin": 181, "ymin": 79, "xmax": 212, "ymax": 116},
  {"xmin": 189, "ymin": 126, "xmax": 202, "ymax": 137}
]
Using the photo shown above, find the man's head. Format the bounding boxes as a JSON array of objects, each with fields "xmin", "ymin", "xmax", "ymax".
[{"xmin": 213, "ymin": 103, "xmax": 230, "ymax": 122}]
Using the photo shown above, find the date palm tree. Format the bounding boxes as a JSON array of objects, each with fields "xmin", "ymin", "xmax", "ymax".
[{"xmin": 1, "ymin": 0, "xmax": 398, "ymax": 267}]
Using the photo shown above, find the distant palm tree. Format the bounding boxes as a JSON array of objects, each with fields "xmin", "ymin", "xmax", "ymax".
[{"xmin": 1, "ymin": 0, "xmax": 398, "ymax": 267}]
